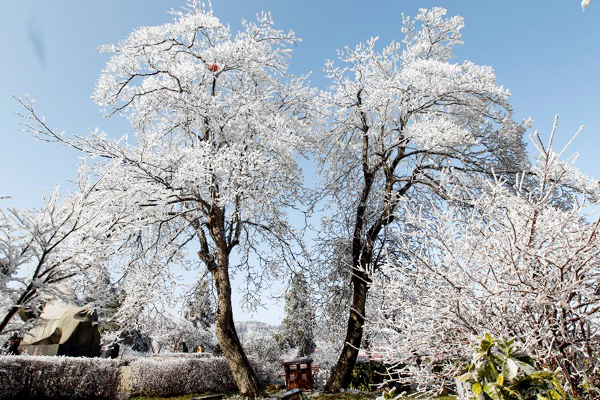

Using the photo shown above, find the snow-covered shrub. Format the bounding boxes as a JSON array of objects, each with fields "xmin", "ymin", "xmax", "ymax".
[
  {"xmin": 369, "ymin": 125, "xmax": 600, "ymax": 397},
  {"xmin": 312, "ymin": 341, "xmax": 342, "ymax": 371},
  {"xmin": 128, "ymin": 356, "xmax": 237, "ymax": 397},
  {"xmin": 0, "ymin": 355, "xmax": 122, "ymax": 399},
  {"xmin": 243, "ymin": 337, "xmax": 285, "ymax": 384},
  {"xmin": 148, "ymin": 352, "xmax": 213, "ymax": 359}
]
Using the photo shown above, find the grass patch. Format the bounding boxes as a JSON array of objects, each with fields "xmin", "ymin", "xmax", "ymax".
[
  {"xmin": 131, "ymin": 394, "xmax": 202, "ymax": 400},
  {"xmin": 130, "ymin": 391, "xmax": 455, "ymax": 400},
  {"xmin": 131, "ymin": 391, "xmax": 379, "ymax": 400},
  {"xmin": 131, "ymin": 392, "xmax": 237, "ymax": 400},
  {"xmin": 309, "ymin": 393, "xmax": 379, "ymax": 400}
]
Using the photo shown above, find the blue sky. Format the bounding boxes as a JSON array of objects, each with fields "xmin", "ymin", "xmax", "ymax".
[{"xmin": 1, "ymin": 1, "xmax": 598, "ymax": 324}]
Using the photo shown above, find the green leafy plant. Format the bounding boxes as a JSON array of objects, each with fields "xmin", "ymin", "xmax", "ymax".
[
  {"xmin": 456, "ymin": 334, "xmax": 567, "ymax": 400},
  {"xmin": 212, "ymin": 343, "xmax": 222, "ymax": 357},
  {"xmin": 349, "ymin": 360, "xmax": 388, "ymax": 391},
  {"xmin": 382, "ymin": 387, "xmax": 397, "ymax": 400}
]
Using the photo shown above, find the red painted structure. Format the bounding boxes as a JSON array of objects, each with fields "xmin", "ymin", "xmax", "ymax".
[{"xmin": 283, "ymin": 357, "xmax": 313, "ymax": 391}]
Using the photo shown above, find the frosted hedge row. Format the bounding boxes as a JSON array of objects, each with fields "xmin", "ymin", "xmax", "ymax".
[
  {"xmin": 0, "ymin": 355, "xmax": 121, "ymax": 399},
  {"xmin": 128, "ymin": 356, "xmax": 238, "ymax": 397},
  {"xmin": 0, "ymin": 354, "xmax": 253, "ymax": 399}
]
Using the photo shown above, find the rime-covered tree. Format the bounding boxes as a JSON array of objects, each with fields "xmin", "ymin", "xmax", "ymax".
[
  {"xmin": 279, "ymin": 272, "xmax": 316, "ymax": 357},
  {"xmin": 369, "ymin": 121, "xmax": 599, "ymax": 397},
  {"xmin": 184, "ymin": 276, "xmax": 215, "ymax": 330},
  {"xmin": 141, "ymin": 308, "xmax": 211, "ymax": 354},
  {"xmin": 315, "ymin": 8, "xmax": 530, "ymax": 392},
  {"xmin": 19, "ymin": 2, "xmax": 314, "ymax": 395},
  {"xmin": 0, "ymin": 166, "xmax": 127, "ymax": 335},
  {"xmin": 316, "ymin": 239, "xmax": 352, "ymax": 349}
]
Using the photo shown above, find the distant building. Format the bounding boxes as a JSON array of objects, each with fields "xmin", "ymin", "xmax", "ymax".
[{"xmin": 235, "ymin": 321, "xmax": 278, "ymax": 342}]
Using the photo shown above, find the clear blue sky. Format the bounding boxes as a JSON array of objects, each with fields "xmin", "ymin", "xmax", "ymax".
[{"xmin": 1, "ymin": 1, "xmax": 598, "ymax": 324}]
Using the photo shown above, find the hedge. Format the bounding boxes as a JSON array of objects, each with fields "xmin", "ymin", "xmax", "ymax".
[
  {"xmin": 0, "ymin": 355, "xmax": 122, "ymax": 399},
  {"xmin": 0, "ymin": 354, "xmax": 267, "ymax": 399},
  {"xmin": 128, "ymin": 357, "xmax": 237, "ymax": 397}
]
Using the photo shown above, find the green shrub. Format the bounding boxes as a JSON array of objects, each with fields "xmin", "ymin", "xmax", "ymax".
[
  {"xmin": 456, "ymin": 334, "xmax": 567, "ymax": 400},
  {"xmin": 212, "ymin": 343, "xmax": 223, "ymax": 356},
  {"xmin": 349, "ymin": 360, "xmax": 388, "ymax": 391}
]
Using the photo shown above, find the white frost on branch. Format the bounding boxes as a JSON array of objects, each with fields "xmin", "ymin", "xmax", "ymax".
[
  {"xmin": 368, "ymin": 120, "xmax": 600, "ymax": 396},
  {"xmin": 0, "ymin": 164, "xmax": 130, "ymax": 335},
  {"xmin": 16, "ymin": 4, "xmax": 315, "ymax": 393},
  {"xmin": 17, "ymin": 1, "xmax": 315, "ymax": 312},
  {"xmin": 311, "ymin": 7, "xmax": 530, "ymax": 388},
  {"xmin": 582, "ymin": 0, "xmax": 595, "ymax": 10}
]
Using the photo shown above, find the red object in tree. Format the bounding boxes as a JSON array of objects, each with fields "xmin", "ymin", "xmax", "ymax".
[{"xmin": 208, "ymin": 64, "xmax": 218, "ymax": 72}]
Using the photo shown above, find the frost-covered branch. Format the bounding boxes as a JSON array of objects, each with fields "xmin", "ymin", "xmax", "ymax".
[
  {"xmin": 0, "ymin": 164, "xmax": 130, "ymax": 335},
  {"xmin": 369, "ymin": 122, "xmax": 599, "ymax": 396}
]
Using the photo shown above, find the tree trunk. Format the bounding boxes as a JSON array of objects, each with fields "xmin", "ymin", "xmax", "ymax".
[
  {"xmin": 0, "ymin": 306, "xmax": 19, "ymax": 335},
  {"xmin": 0, "ymin": 283, "xmax": 37, "ymax": 334},
  {"xmin": 324, "ymin": 272, "xmax": 369, "ymax": 392},
  {"xmin": 212, "ymin": 254, "xmax": 261, "ymax": 397}
]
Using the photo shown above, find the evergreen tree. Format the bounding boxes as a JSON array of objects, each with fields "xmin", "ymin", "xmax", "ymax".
[
  {"xmin": 279, "ymin": 273, "xmax": 316, "ymax": 357},
  {"xmin": 184, "ymin": 277, "xmax": 216, "ymax": 330},
  {"xmin": 319, "ymin": 240, "xmax": 352, "ymax": 347}
]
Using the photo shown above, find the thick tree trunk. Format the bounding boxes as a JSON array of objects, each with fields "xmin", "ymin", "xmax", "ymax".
[
  {"xmin": 324, "ymin": 272, "xmax": 369, "ymax": 392},
  {"xmin": 211, "ymin": 255, "xmax": 261, "ymax": 397}
]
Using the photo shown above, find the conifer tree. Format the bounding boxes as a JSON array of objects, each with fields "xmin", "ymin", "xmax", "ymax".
[{"xmin": 279, "ymin": 273, "xmax": 316, "ymax": 357}]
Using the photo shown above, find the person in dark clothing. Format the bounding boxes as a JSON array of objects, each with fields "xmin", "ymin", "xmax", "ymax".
[
  {"xmin": 5, "ymin": 334, "xmax": 21, "ymax": 355},
  {"xmin": 100, "ymin": 342, "xmax": 120, "ymax": 359}
]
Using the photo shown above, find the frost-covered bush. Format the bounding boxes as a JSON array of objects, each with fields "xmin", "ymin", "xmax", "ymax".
[
  {"xmin": 148, "ymin": 352, "xmax": 213, "ymax": 359},
  {"xmin": 128, "ymin": 356, "xmax": 237, "ymax": 397},
  {"xmin": 0, "ymin": 355, "xmax": 121, "ymax": 399},
  {"xmin": 243, "ymin": 336, "xmax": 285, "ymax": 383},
  {"xmin": 0, "ymin": 352, "xmax": 269, "ymax": 398},
  {"xmin": 369, "ymin": 125, "xmax": 600, "ymax": 397},
  {"xmin": 312, "ymin": 341, "xmax": 342, "ymax": 371}
]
